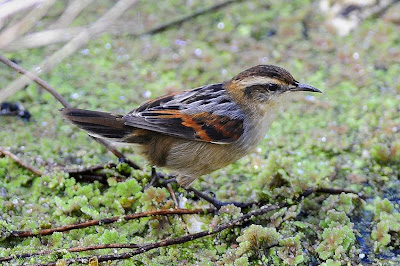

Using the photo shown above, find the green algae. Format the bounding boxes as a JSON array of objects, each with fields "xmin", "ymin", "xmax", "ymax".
[{"xmin": 1, "ymin": 0, "xmax": 400, "ymax": 264}]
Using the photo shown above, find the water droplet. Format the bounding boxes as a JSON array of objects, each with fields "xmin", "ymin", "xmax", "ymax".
[
  {"xmin": 81, "ymin": 49, "xmax": 89, "ymax": 55},
  {"xmin": 297, "ymin": 169, "xmax": 304, "ymax": 175},
  {"xmin": 305, "ymin": 95, "xmax": 315, "ymax": 101},
  {"xmin": 143, "ymin": 90, "xmax": 152, "ymax": 98},
  {"xmin": 71, "ymin": 93, "xmax": 79, "ymax": 99},
  {"xmin": 259, "ymin": 57, "xmax": 268, "ymax": 64},
  {"xmin": 175, "ymin": 39, "xmax": 186, "ymax": 46},
  {"xmin": 194, "ymin": 48, "xmax": 202, "ymax": 56}
]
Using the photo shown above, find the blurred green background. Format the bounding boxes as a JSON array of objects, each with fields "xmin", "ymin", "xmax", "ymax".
[{"xmin": 0, "ymin": 0, "xmax": 399, "ymax": 264}]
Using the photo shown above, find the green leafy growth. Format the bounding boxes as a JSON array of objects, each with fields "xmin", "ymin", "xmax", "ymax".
[
  {"xmin": 236, "ymin": 225, "xmax": 281, "ymax": 262},
  {"xmin": 370, "ymin": 198, "xmax": 400, "ymax": 250},
  {"xmin": 316, "ymin": 225, "xmax": 356, "ymax": 261},
  {"xmin": 277, "ymin": 234, "xmax": 305, "ymax": 265}
]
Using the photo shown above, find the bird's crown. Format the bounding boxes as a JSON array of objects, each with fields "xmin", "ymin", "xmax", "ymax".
[{"xmin": 231, "ymin": 65, "xmax": 296, "ymax": 87}]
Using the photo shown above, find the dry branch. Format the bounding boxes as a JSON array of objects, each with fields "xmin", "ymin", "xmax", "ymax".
[
  {"xmin": 0, "ymin": 54, "xmax": 71, "ymax": 107},
  {"xmin": 7, "ymin": 208, "xmax": 215, "ymax": 239},
  {"xmin": 0, "ymin": 54, "xmax": 141, "ymax": 169},
  {"xmin": 50, "ymin": 0, "xmax": 94, "ymax": 29},
  {"xmin": 0, "ymin": 0, "xmax": 56, "ymax": 49},
  {"xmin": 133, "ymin": 0, "xmax": 244, "ymax": 37},
  {"xmin": 3, "ymin": 204, "xmax": 282, "ymax": 264},
  {"xmin": 4, "ymin": 0, "xmax": 244, "ymax": 51},
  {"xmin": 64, "ymin": 162, "xmax": 117, "ymax": 174},
  {"xmin": 41, "ymin": 203, "xmax": 285, "ymax": 265},
  {"xmin": 0, "ymin": 0, "xmax": 46, "ymax": 21},
  {"xmin": 0, "ymin": 243, "xmax": 139, "ymax": 263},
  {"xmin": 0, "ymin": 0, "xmax": 139, "ymax": 102},
  {"xmin": 3, "ymin": 27, "xmax": 86, "ymax": 51},
  {"xmin": 0, "ymin": 147, "xmax": 43, "ymax": 176},
  {"xmin": 0, "ymin": 187, "xmax": 365, "ymax": 264}
]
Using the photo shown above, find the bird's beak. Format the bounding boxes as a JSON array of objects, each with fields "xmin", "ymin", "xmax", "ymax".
[{"xmin": 291, "ymin": 82, "xmax": 322, "ymax": 93}]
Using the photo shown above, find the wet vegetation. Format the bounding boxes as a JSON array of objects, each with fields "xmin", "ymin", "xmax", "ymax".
[{"xmin": 0, "ymin": 0, "xmax": 399, "ymax": 264}]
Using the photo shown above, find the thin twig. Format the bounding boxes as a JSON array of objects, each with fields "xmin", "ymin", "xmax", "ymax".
[
  {"xmin": 50, "ymin": 0, "xmax": 93, "ymax": 29},
  {"xmin": 64, "ymin": 162, "xmax": 117, "ymax": 174},
  {"xmin": 0, "ymin": 0, "xmax": 138, "ymax": 102},
  {"xmin": 7, "ymin": 208, "xmax": 215, "ymax": 239},
  {"xmin": 3, "ymin": 0, "xmax": 244, "ymax": 51},
  {"xmin": 0, "ymin": 0, "xmax": 46, "ymax": 21},
  {"xmin": 47, "ymin": 188, "xmax": 364, "ymax": 265},
  {"xmin": 2, "ymin": 27, "xmax": 86, "ymax": 51},
  {"xmin": 0, "ymin": 146, "xmax": 42, "ymax": 176},
  {"xmin": 0, "ymin": 243, "xmax": 139, "ymax": 263},
  {"xmin": 0, "ymin": 54, "xmax": 70, "ymax": 107},
  {"xmin": 65, "ymin": 162, "xmax": 123, "ymax": 184},
  {"xmin": 72, "ymin": 174, "xmax": 113, "ymax": 184},
  {"xmin": 1, "ymin": 187, "xmax": 365, "ymax": 264},
  {"xmin": 0, "ymin": 54, "xmax": 141, "ymax": 169},
  {"xmin": 41, "ymin": 203, "xmax": 285, "ymax": 265},
  {"xmin": 0, "ymin": 0, "xmax": 56, "ymax": 49},
  {"xmin": 167, "ymin": 183, "xmax": 179, "ymax": 208},
  {"xmin": 134, "ymin": 0, "xmax": 244, "ymax": 37}
]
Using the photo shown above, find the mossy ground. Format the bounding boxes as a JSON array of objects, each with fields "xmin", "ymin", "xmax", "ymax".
[{"xmin": 1, "ymin": 0, "xmax": 399, "ymax": 265}]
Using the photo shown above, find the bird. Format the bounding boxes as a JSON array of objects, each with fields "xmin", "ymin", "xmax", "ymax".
[{"xmin": 61, "ymin": 65, "xmax": 321, "ymax": 207}]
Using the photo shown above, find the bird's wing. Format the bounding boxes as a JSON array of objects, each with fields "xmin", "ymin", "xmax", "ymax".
[{"xmin": 124, "ymin": 83, "xmax": 245, "ymax": 144}]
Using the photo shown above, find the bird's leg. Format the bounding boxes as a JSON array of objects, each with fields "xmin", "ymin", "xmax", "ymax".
[
  {"xmin": 166, "ymin": 183, "xmax": 179, "ymax": 208},
  {"xmin": 186, "ymin": 187, "xmax": 256, "ymax": 210},
  {"xmin": 147, "ymin": 169, "xmax": 255, "ymax": 210},
  {"xmin": 148, "ymin": 167, "xmax": 176, "ymax": 187},
  {"xmin": 148, "ymin": 167, "xmax": 178, "ymax": 208}
]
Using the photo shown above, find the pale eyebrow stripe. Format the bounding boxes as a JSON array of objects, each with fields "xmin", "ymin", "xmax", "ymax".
[{"xmin": 236, "ymin": 76, "xmax": 285, "ymax": 87}]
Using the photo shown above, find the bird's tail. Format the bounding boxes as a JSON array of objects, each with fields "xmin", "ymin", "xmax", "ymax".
[{"xmin": 61, "ymin": 108, "xmax": 134, "ymax": 142}]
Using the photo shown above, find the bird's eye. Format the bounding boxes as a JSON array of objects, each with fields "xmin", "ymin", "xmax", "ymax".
[{"xmin": 268, "ymin": 83, "xmax": 279, "ymax": 91}]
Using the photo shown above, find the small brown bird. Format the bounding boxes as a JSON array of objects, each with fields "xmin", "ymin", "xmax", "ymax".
[{"xmin": 62, "ymin": 65, "xmax": 321, "ymax": 205}]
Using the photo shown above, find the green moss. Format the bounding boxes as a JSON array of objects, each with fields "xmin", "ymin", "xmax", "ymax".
[
  {"xmin": 277, "ymin": 234, "xmax": 305, "ymax": 265},
  {"xmin": 316, "ymin": 225, "xmax": 356, "ymax": 261},
  {"xmin": 236, "ymin": 225, "xmax": 281, "ymax": 263},
  {"xmin": 1, "ymin": 0, "xmax": 400, "ymax": 264},
  {"xmin": 370, "ymin": 198, "xmax": 400, "ymax": 251},
  {"xmin": 320, "ymin": 259, "xmax": 342, "ymax": 266}
]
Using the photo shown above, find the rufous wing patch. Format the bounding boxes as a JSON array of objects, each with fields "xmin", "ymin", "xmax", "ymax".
[{"xmin": 125, "ymin": 109, "xmax": 243, "ymax": 143}]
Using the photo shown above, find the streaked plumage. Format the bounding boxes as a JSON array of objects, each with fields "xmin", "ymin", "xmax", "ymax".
[{"xmin": 62, "ymin": 65, "xmax": 321, "ymax": 187}]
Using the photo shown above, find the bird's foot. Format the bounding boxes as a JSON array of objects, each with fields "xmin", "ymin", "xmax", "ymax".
[
  {"xmin": 148, "ymin": 167, "xmax": 176, "ymax": 187},
  {"xmin": 187, "ymin": 187, "xmax": 256, "ymax": 210},
  {"xmin": 147, "ymin": 169, "xmax": 255, "ymax": 210}
]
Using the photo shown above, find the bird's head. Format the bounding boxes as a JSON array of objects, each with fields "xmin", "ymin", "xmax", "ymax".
[{"xmin": 226, "ymin": 65, "xmax": 321, "ymax": 112}]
